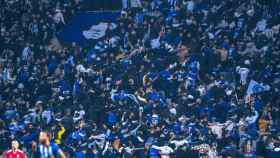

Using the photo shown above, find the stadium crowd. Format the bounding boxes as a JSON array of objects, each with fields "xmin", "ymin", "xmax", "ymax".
[{"xmin": 1, "ymin": 0, "xmax": 280, "ymax": 157}]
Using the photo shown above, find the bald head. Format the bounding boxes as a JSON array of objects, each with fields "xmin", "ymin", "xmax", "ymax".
[{"xmin": 11, "ymin": 140, "xmax": 19, "ymax": 150}]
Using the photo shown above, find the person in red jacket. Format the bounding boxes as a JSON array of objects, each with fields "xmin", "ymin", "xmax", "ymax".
[{"xmin": 2, "ymin": 140, "xmax": 26, "ymax": 158}]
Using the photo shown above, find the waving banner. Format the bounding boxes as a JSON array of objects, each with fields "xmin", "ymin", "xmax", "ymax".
[{"xmin": 57, "ymin": 11, "xmax": 120, "ymax": 46}]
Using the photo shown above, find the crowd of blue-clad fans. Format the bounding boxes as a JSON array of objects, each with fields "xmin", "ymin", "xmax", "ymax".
[{"xmin": 1, "ymin": 0, "xmax": 280, "ymax": 157}]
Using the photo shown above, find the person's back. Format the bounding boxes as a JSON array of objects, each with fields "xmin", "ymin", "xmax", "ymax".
[
  {"xmin": 37, "ymin": 142, "xmax": 60, "ymax": 158},
  {"xmin": 61, "ymin": 110, "xmax": 73, "ymax": 132},
  {"xmin": 35, "ymin": 131, "xmax": 66, "ymax": 158}
]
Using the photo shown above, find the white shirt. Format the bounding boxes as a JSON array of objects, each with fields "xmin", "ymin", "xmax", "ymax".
[
  {"xmin": 208, "ymin": 149, "xmax": 218, "ymax": 158},
  {"xmin": 42, "ymin": 110, "xmax": 52, "ymax": 124},
  {"xmin": 237, "ymin": 67, "xmax": 249, "ymax": 85}
]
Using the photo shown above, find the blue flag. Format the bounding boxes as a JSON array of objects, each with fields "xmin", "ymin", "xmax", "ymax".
[
  {"xmin": 246, "ymin": 80, "xmax": 270, "ymax": 95},
  {"xmin": 57, "ymin": 11, "xmax": 120, "ymax": 46},
  {"xmin": 245, "ymin": 80, "xmax": 270, "ymax": 103}
]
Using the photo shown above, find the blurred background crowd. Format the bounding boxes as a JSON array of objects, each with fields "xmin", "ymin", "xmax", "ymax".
[{"xmin": 1, "ymin": 0, "xmax": 280, "ymax": 157}]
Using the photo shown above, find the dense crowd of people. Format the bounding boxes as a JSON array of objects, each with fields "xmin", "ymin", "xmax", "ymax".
[{"xmin": 1, "ymin": 0, "xmax": 280, "ymax": 157}]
